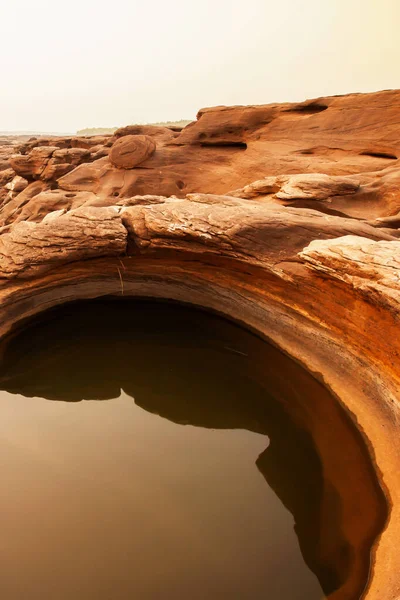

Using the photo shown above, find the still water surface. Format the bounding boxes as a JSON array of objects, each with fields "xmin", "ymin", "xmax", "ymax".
[{"xmin": 0, "ymin": 301, "xmax": 333, "ymax": 599}]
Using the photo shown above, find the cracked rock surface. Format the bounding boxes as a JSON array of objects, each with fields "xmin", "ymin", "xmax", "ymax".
[{"xmin": 1, "ymin": 90, "xmax": 400, "ymax": 600}]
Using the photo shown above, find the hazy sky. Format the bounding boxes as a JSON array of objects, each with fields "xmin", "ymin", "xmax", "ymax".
[{"xmin": 1, "ymin": 0, "xmax": 399, "ymax": 132}]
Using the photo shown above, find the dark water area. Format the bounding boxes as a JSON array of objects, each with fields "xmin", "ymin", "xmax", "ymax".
[{"xmin": 0, "ymin": 300, "xmax": 385, "ymax": 599}]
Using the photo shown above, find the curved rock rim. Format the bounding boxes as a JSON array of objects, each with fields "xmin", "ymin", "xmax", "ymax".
[
  {"xmin": 1, "ymin": 90, "xmax": 400, "ymax": 599},
  {"xmin": 0, "ymin": 294, "xmax": 389, "ymax": 600},
  {"xmin": 0, "ymin": 249, "xmax": 397, "ymax": 600}
]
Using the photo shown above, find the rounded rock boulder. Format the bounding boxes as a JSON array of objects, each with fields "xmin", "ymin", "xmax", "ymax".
[{"xmin": 109, "ymin": 135, "xmax": 156, "ymax": 169}]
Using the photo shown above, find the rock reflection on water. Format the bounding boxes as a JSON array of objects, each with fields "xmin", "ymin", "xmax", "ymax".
[{"xmin": 0, "ymin": 301, "xmax": 386, "ymax": 600}]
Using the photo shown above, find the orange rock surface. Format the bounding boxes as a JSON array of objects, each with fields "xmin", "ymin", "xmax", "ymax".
[{"xmin": 1, "ymin": 90, "xmax": 400, "ymax": 600}]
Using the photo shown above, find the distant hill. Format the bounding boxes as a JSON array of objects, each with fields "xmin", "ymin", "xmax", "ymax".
[{"xmin": 76, "ymin": 120, "xmax": 193, "ymax": 136}]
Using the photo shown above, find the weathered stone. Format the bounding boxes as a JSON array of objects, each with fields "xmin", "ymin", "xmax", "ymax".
[
  {"xmin": 0, "ymin": 169, "xmax": 15, "ymax": 186},
  {"xmin": 276, "ymin": 173, "xmax": 360, "ymax": 200},
  {"xmin": 9, "ymin": 146, "xmax": 58, "ymax": 179},
  {"xmin": 120, "ymin": 198, "xmax": 394, "ymax": 265},
  {"xmin": 5, "ymin": 176, "xmax": 28, "ymax": 194},
  {"xmin": 40, "ymin": 147, "xmax": 91, "ymax": 181},
  {"xmin": 228, "ymin": 173, "xmax": 360, "ymax": 202},
  {"xmin": 228, "ymin": 176, "xmax": 282, "ymax": 198},
  {"xmin": 0, "ymin": 206, "xmax": 127, "ymax": 278},
  {"xmin": 109, "ymin": 135, "xmax": 156, "ymax": 169},
  {"xmin": 299, "ymin": 236, "xmax": 400, "ymax": 308},
  {"xmin": 1, "ymin": 90, "xmax": 400, "ymax": 600}
]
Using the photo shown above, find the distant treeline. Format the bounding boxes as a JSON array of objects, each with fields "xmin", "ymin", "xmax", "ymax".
[
  {"xmin": 76, "ymin": 127, "xmax": 118, "ymax": 136},
  {"xmin": 76, "ymin": 120, "xmax": 193, "ymax": 136}
]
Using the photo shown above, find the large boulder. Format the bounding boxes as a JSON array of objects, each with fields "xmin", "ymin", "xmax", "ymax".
[{"xmin": 109, "ymin": 134, "xmax": 156, "ymax": 169}]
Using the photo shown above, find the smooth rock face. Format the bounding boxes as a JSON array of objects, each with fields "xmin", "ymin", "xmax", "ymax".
[
  {"xmin": 1, "ymin": 90, "xmax": 400, "ymax": 600},
  {"xmin": 109, "ymin": 134, "xmax": 156, "ymax": 169}
]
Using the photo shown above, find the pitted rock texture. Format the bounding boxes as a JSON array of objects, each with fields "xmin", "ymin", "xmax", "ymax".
[
  {"xmin": 2, "ymin": 90, "xmax": 400, "ymax": 221},
  {"xmin": 0, "ymin": 90, "xmax": 400, "ymax": 600}
]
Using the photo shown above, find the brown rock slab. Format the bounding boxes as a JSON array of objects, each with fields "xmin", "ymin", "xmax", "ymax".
[
  {"xmin": 0, "ymin": 206, "xmax": 127, "ymax": 278},
  {"xmin": 9, "ymin": 146, "xmax": 58, "ymax": 179},
  {"xmin": 275, "ymin": 173, "xmax": 360, "ymax": 201},
  {"xmin": 299, "ymin": 235, "xmax": 400, "ymax": 308},
  {"xmin": 228, "ymin": 173, "xmax": 360, "ymax": 202}
]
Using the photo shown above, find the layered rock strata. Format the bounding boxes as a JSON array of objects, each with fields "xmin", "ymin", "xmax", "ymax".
[{"xmin": 0, "ymin": 90, "xmax": 400, "ymax": 599}]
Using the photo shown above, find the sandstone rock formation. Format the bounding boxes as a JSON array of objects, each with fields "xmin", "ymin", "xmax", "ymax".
[
  {"xmin": 0, "ymin": 90, "xmax": 400, "ymax": 600},
  {"xmin": 109, "ymin": 134, "xmax": 156, "ymax": 168}
]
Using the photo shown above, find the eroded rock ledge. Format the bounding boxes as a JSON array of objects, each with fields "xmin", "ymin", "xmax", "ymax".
[{"xmin": 1, "ymin": 90, "xmax": 400, "ymax": 600}]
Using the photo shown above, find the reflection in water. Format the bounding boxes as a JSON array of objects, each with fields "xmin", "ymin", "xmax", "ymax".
[{"xmin": 0, "ymin": 300, "xmax": 386, "ymax": 600}]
